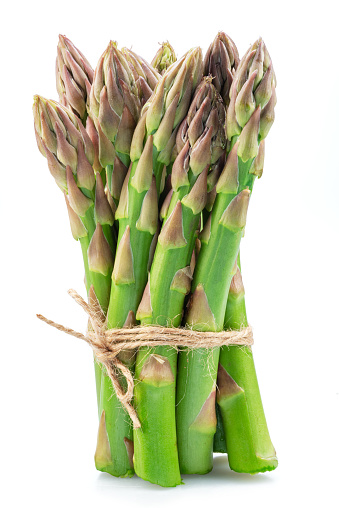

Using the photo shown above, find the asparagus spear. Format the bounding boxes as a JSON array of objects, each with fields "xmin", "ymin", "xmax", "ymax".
[
  {"xmin": 134, "ymin": 77, "xmax": 225, "ymax": 487},
  {"xmin": 216, "ymin": 39, "xmax": 277, "ymax": 473},
  {"xmin": 33, "ymin": 94, "xmax": 115, "ymax": 414},
  {"xmin": 176, "ymin": 158, "xmax": 250, "ymax": 474},
  {"xmin": 95, "ymin": 49, "xmax": 203, "ymax": 479},
  {"xmin": 43, "ymin": 32, "xmax": 117, "ymax": 404},
  {"xmin": 33, "ymin": 96, "xmax": 115, "ymax": 312},
  {"xmin": 151, "ymin": 42, "xmax": 177, "ymax": 75},
  {"xmin": 175, "ymin": 38, "xmax": 276, "ymax": 474},
  {"xmin": 205, "ymin": 36, "xmax": 276, "ymax": 462},
  {"xmin": 85, "ymin": 41, "xmax": 142, "ymax": 477},
  {"xmin": 121, "ymin": 47, "xmax": 161, "ymax": 105},
  {"xmin": 203, "ymin": 31, "xmax": 239, "ymax": 453},
  {"xmin": 56, "ymin": 35, "xmax": 94, "ymax": 124}
]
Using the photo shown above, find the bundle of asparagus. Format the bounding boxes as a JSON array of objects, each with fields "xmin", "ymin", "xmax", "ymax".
[{"xmin": 34, "ymin": 32, "xmax": 277, "ymax": 487}]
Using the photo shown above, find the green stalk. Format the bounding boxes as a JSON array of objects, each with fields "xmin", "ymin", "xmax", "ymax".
[
  {"xmin": 96, "ymin": 146, "xmax": 163, "ymax": 478},
  {"xmin": 203, "ymin": 43, "xmax": 240, "ymax": 446},
  {"xmin": 78, "ymin": 173, "xmax": 116, "ymax": 414},
  {"xmin": 65, "ymin": 197, "xmax": 108, "ymax": 412},
  {"xmin": 193, "ymin": 31, "xmax": 239, "ymax": 457},
  {"xmin": 215, "ymin": 39, "xmax": 278, "ymax": 473},
  {"xmin": 217, "ymin": 266, "xmax": 278, "ymax": 472},
  {"xmin": 96, "ymin": 49, "xmax": 203, "ymax": 479},
  {"xmin": 87, "ymin": 41, "xmax": 146, "ymax": 477},
  {"xmin": 33, "ymin": 95, "xmax": 116, "ymax": 414},
  {"xmin": 134, "ymin": 77, "xmax": 224, "ymax": 487},
  {"xmin": 176, "ymin": 178, "xmax": 250, "ymax": 474},
  {"xmin": 57, "ymin": 25, "xmax": 112, "ymax": 400},
  {"xmin": 134, "ymin": 345, "xmax": 179, "ymax": 486},
  {"xmin": 204, "ymin": 40, "xmax": 240, "ymax": 435}
]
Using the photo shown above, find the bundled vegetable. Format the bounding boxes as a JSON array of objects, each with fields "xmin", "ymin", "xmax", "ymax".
[{"xmin": 33, "ymin": 32, "xmax": 277, "ymax": 488}]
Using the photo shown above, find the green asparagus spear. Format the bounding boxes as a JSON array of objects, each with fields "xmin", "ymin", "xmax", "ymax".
[
  {"xmin": 216, "ymin": 38, "xmax": 277, "ymax": 472},
  {"xmin": 86, "ymin": 41, "xmax": 143, "ymax": 477},
  {"xmin": 95, "ymin": 48, "xmax": 203, "ymax": 480},
  {"xmin": 134, "ymin": 77, "xmax": 225, "ymax": 487},
  {"xmin": 176, "ymin": 156, "xmax": 250, "ymax": 474},
  {"xmin": 33, "ymin": 95, "xmax": 115, "ymax": 416},
  {"xmin": 33, "ymin": 96, "xmax": 115, "ymax": 309},
  {"xmin": 203, "ymin": 31, "xmax": 239, "ymax": 453}
]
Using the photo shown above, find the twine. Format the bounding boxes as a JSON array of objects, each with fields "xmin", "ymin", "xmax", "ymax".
[{"xmin": 37, "ymin": 289, "xmax": 253, "ymax": 428}]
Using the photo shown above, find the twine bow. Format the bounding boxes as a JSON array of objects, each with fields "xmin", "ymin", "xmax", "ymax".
[{"xmin": 37, "ymin": 289, "xmax": 254, "ymax": 428}]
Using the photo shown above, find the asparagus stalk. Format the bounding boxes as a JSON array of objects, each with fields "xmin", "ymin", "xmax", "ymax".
[
  {"xmin": 33, "ymin": 94, "xmax": 115, "ymax": 410},
  {"xmin": 176, "ymin": 158, "xmax": 250, "ymax": 474},
  {"xmin": 134, "ymin": 77, "xmax": 225, "ymax": 487},
  {"xmin": 85, "ymin": 41, "xmax": 143, "ymax": 477},
  {"xmin": 174, "ymin": 35, "xmax": 239, "ymax": 474},
  {"xmin": 151, "ymin": 42, "xmax": 177, "ymax": 75},
  {"xmin": 33, "ymin": 96, "xmax": 115, "ymax": 312},
  {"xmin": 95, "ymin": 49, "xmax": 203, "ymax": 479},
  {"xmin": 121, "ymin": 47, "xmax": 161, "ymax": 105},
  {"xmin": 218, "ymin": 264, "xmax": 277, "ymax": 472},
  {"xmin": 204, "ymin": 35, "xmax": 275, "ymax": 460},
  {"xmin": 203, "ymin": 31, "xmax": 239, "ymax": 453},
  {"xmin": 56, "ymin": 35, "xmax": 94, "ymax": 124},
  {"xmin": 216, "ymin": 39, "xmax": 277, "ymax": 473},
  {"xmin": 216, "ymin": 38, "xmax": 278, "ymax": 471}
]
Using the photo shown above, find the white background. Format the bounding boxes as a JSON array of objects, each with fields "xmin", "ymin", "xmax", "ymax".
[{"xmin": 1, "ymin": 0, "xmax": 338, "ymax": 506}]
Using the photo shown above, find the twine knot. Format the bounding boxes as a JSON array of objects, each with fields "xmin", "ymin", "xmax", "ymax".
[{"xmin": 37, "ymin": 289, "xmax": 254, "ymax": 428}]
